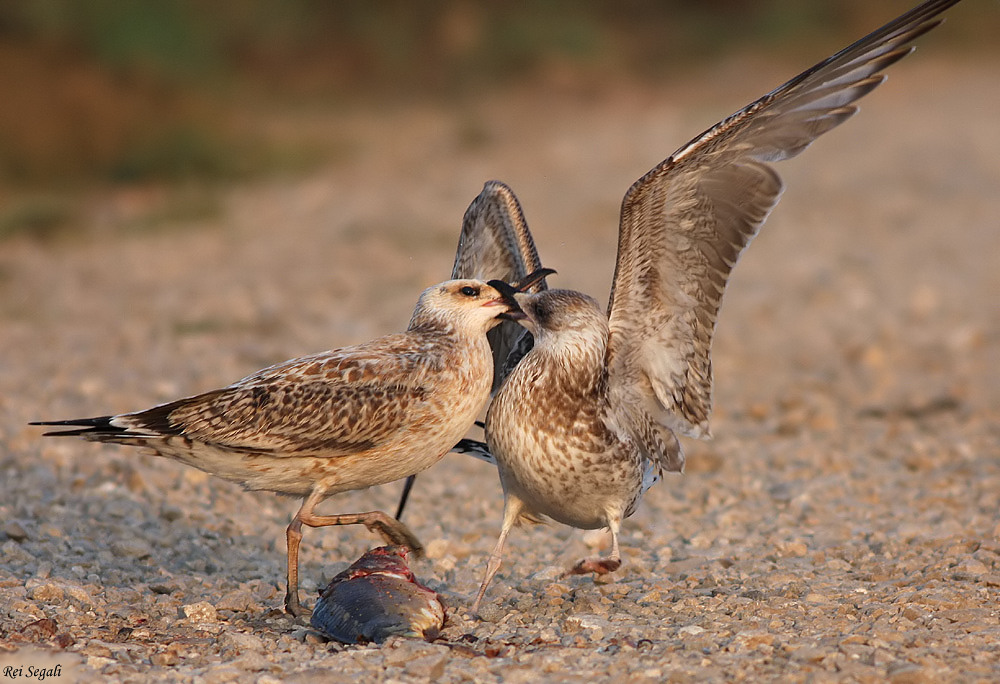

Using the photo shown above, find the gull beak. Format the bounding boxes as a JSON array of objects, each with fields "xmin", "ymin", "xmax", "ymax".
[
  {"xmin": 512, "ymin": 267, "xmax": 556, "ymax": 293},
  {"xmin": 486, "ymin": 279, "xmax": 527, "ymax": 321},
  {"xmin": 487, "ymin": 267, "xmax": 554, "ymax": 321}
]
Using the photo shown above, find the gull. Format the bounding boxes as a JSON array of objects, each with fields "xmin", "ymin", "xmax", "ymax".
[
  {"xmin": 32, "ymin": 278, "xmax": 527, "ymax": 617},
  {"xmin": 392, "ymin": 184, "xmax": 554, "ymax": 519},
  {"xmin": 464, "ymin": 0, "xmax": 963, "ymax": 613}
]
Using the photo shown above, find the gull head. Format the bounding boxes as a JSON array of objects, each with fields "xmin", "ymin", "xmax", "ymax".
[
  {"xmin": 409, "ymin": 279, "xmax": 525, "ymax": 334},
  {"xmin": 496, "ymin": 288, "xmax": 607, "ymax": 346}
]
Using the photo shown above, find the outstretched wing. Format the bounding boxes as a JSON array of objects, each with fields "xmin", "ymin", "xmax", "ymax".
[
  {"xmin": 453, "ymin": 180, "xmax": 549, "ymax": 390},
  {"xmin": 606, "ymin": 0, "xmax": 959, "ymax": 440}
]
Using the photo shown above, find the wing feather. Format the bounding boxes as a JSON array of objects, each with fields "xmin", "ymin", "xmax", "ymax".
[
  {"xmin": 113, "ymin": 340, "xmax": 437, "ymax": 456},
  {"xmin": 606, "ymin": 0, "xmax": 960, "ymax": 439},
  {"xmin": 452, "ymin": 180, "xmax": 549, "ymax": 390}
]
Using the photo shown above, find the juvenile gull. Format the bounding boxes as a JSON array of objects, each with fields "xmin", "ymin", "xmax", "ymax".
[
  {"xmin": 33, "ymin": 278, "xmax": 523, "ymax": 617},
  {"xmin": 393, "ymin": 183, "xmax": 553, "ymax": 519},
  {"xmin": 469, "ymin": 0, "xmax": 964, "ymax": 613}
]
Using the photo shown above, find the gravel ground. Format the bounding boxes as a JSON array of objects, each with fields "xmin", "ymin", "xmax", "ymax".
[{"xmin": 1, "ymin": 50, "xmax": 998, "ymax": 682}]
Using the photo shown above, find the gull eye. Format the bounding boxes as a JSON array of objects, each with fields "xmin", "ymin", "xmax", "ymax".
[{"xmin": 460, "ymin": 286, "xmax": 479, "ymax": 297}]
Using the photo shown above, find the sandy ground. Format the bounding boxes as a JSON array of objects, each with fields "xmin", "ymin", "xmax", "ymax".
[{"xmin": 1, "ymin": 46, "xmax": 999, "ymax": 683}]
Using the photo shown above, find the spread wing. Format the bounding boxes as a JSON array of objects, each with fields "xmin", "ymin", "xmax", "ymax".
[
  {"xmin": 606, "ymin": 0, "xmax": 959, "ymax": 439},
  {"xmin": 35, "ymin": 340, "xmax": 435, "ymax": 457},
  {"xmin": 452, "ymin": 180, "xmax": 549, "ymax": 390}
]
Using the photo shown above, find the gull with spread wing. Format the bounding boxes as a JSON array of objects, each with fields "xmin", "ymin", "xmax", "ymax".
[
  {"xmin": 466, "ymin": 0, "xmax": 963, "ymax": 613},
  {"xmin": 32, "ymin": 278, "xmax": 526, "ymax": 617}
]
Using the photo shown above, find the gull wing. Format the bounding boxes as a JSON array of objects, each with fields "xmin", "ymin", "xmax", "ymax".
[
  {"xmin": 452, "ymin": 180, "xmax": 550, "ymax": 391},
  {"xmin": 38, "ymin": 343, "xmax": 436, "ymax": 457},
  {"xmin": 605, "ymin": 0, "xmax": 960, "ymax": 440}
]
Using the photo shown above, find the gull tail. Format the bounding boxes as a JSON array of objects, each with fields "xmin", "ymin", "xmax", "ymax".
[{"xmin": 452, "ymin": 438, "xmax": 495, "ymax": 465}]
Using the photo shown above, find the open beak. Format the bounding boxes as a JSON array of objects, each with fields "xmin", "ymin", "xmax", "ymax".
[
  {"xmin": 486, "ymin": 278, "xmax": 527, "ymax": 321},
  {"xmin": 487, "ymin": 267, "xmax": 555, "ymax": 322}
]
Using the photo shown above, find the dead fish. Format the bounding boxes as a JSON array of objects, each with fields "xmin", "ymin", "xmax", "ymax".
[{"xmin": 310, "ymin": 545, "xmax": 445, "ymax": 644}]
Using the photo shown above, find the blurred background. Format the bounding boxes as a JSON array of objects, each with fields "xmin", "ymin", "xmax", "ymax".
[{"xmin": 0, "ymin": 0, "xmax": 995, "ymax": 239}]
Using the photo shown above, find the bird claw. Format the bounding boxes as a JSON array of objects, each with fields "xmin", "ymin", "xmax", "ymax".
[
  {"xmin": 365, "ymin": 517, "xmax": 425, "ymax": 558},
  {"xmin": 565, "ymin": 557, "xmax": 622, "ymax": 576},
  {"xmin": 284, "ymin": 592, "xmax": 313, "ymax": 618}
]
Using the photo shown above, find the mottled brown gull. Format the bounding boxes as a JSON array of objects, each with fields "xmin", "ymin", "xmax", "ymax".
[
  {"xmin": 392, "ymin": 182, "xmax": 554, "ymax": 518},
  {"xmin": 33, "ymin": 278, "xmax": 523, "ymax": 616},
  {"xmin": 467, "ymin": 0, "xmax": 964, "ymax": 613}
]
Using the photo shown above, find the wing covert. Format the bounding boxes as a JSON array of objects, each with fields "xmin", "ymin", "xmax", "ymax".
[
  {"xmin": 453, "ymin": 180, "xmax": 550, "ymax": 390},
  {"xmin": 122, "ymin": 351, "xmax": 430, "ymax": 456}
]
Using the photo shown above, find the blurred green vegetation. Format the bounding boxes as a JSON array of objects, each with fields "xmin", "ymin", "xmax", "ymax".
[{"xmin": 0, "ymin": 0, "xmax": 991, "ymax": 236}]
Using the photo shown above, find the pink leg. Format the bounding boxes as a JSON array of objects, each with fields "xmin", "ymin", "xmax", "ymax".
[
  {"xmin": 565, "ymin": 517, "xmax": 623, "ymax": 577},
  {"xmin": 471, "ymin": 495, "xmax": 525, "ymax": 615},
  {"xmin": 284, "ymin": 489, "xmax": 424, "ymax": 616}
]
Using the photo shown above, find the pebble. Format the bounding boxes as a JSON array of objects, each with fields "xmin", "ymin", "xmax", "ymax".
[
  {"xmin": 180, "ymin": 601, "xmax": 219, "ymax": 622},
  {"xmin": 110, "ymin": 538, "xmax": 153, "ymax": 559},
  {"xmin": 26, "ymin": 580, "xmax": 64, "ymax": 603},
  {"xmin": 4, "ymin": 520, "xmax": 29, "ymax": 542},
  {"xmin": 2, "ymin": 539, "xmax": 36, "ymax": 564}
]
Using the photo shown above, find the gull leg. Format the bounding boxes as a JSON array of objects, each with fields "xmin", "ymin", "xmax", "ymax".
[
  {"xmin": 285, "ymin": 515, "xmax": 307, "ymax": 617},
  {"xmin": 566, "ymin": 516, "xmax": 623, "ymax": 576},
  {"xmin": 472, "ymin": 495, "xmax": 525, "ymax": 615},
  {"xmin": 283, "ymin": 489, "xmax": 425, "ymax": 616},
  {"xmin": 303, "ymin": 509, "xmax": 424, "ymax": 556},
  {"xmin": 395, "ymin": 474, "xmax": 417, "ymax": 520}
]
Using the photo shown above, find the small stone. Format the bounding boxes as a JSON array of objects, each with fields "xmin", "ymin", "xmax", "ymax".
[
  {"xmin": 407, "ymin": 653, "xmax": 447, "ymax": 679},
  {"xmin": 82, "ymin": 642, "xmax": 113, "ymax": 659},
  {"xmin": 780, "ymin": 541, "xmax": 808, "ymax": 558},
  {"xmin": 197, "ymin": 666, "xmax": 242, "ymax": 684},
  {"xmin": 27, "ymin": 581, "xmax": 65, "ymax": 603},
  {"xmin": 2, "ymin": 539, "xmax": 36, "ymax": 564},
  {"xmin": 86, "ymin": 656, "xmax": 116, "ymax": 670},
  {"xmin": 529, "ymin": 565, "xmax": 564, "ymax": 581},
  {"xmin": 678, "ymin": 625, "xmax": 706, "ymax": 637},
  {"xmin": 62, "ymin": 582, "xmax": 93, "ymax": 604},
  {"xmin": 110, "ymin": 538, "xmax": 153, "ymax": 559},
  {"xmin": 825, "ymin": 558, "xmax": 851, "ymax": 572},
  {"xmin": 220, "ymin": 630, "xmax": 266, "ymax": 655},
  {"xmin": 382, "ymin": 639, "xmax": 448, "ymax": 668},
  {"xmin": 732, "ymin": 630, "xmax": 775, "ymax": 651},
  {"xmin": 543, "ymin": 582, "xmax": 571, "ymax": 597},
  {"xmin": 216, "ymin": 589, "xmax": 255, "ymax": 612},
  {"xmin": 232, "ymin": 651, "xmax": 271, "ymax": 672},
  {"xmin": 180, "ymin": 601, "xmax": 219, "ymax": 622},
  {"xmin": 953, "ymin": 558, "xmax": 989, "ymax": 576},
  {"xmin": 791, "ymin": 645, "xmax": 827, "ymax": 663},
  {"xmin": 151, "ymin": 651, "xmax": 179, "ymax": 667},
  {"xmin": 4, "ymin": 520, "xmax": 29, "ymax": 542},
  {"xmin": 476, "ymin": 602, "xmax": 506, "ymax": 623},
  {"xmin": 888, "ymin": 665, "xmax": 934, "ymax": 684}
]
